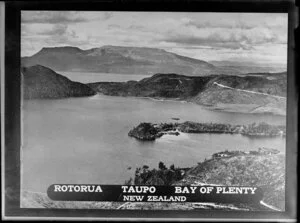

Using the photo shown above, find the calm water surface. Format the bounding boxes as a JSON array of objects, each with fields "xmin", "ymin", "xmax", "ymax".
[
  {"xmin": 21, "ymin": 95, "xmax": 286, "ymax": 193},
  {"xmin": 59, "ymin": 71, "xmax": 151, "ymax": 83},
  {"xmin": 21, "ymin": 73, "xmax": 286, "ymax": 193}
]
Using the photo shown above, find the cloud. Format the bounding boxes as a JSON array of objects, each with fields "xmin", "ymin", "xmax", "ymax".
[
  {"xmin": 178, "ymin": 13, "xmax": 287, "ymax": 30},
  {"xmin": 37, "ymin": 24, "xmax": 68, "ymax": 36},
  {"xmin": 21, "ymin": 11, "xmax": 88, "ymax": 24},
  {"xmin": 180, "ymin": 17, "xmax": 253, "ymax": 30},
  {"xmin": 107, "ymin": 24, "xmax": 121, "ymax": 30},
  {"xmin": 21, "ymin": 11, "xmax": 115, "ymax": 24},
  {"xmin": 162, "ymin": 35, "xmax": 253, "ymax": 50},
  {"xmin": 127, "ymin": 25, "xmax": 146, "ymax": 31},
  {"xmin": 162, "ymin": 29, "xmax": 280, "ymax": 50},
  {"xmin": 21, "ymin": 11, "xmax": 287, "ymax": 65},
  {"xmin": 157, "ymin": 17, "xmax": 285, "ymax": 52},
  {"xmin": 21, "ymin": 22, "xmax": 90, "ymax": 56}
]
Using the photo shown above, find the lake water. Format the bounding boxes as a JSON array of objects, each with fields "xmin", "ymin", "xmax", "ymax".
[
  {"xmin": 21, "ymin": 73, "xmax": 286, "ymax": 193},
  {"xmin": 59, "ymin": 71, "xmax": 151, "ymax": 83}
]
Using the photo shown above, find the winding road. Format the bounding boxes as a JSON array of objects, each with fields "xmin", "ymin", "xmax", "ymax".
[{"xmin": 213, "ymin": 82, "xmax": 286, "ymax": 99}]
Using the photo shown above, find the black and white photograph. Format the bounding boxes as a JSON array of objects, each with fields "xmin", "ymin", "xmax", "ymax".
[{"xmin": 19, "ymin": 11, "xmax": 288, "ymax": 211}]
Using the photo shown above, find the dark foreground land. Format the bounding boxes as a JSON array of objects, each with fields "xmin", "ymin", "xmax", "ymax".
[
  {"xmin": 128, "ymin": 122, "xmax": 286, "ymax": 141},
  {"xmin": 21, "ymin": 148, "xmax": 284, "ymax": 211}
]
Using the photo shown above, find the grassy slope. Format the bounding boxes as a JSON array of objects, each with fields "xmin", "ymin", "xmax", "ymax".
[
  {"xmin": 191, "ymin": 85, "xmax": 286, "ymax": 115},
  {"xmin": 177, "ymin": 154, "xmax": 285, "ymax": 210}
]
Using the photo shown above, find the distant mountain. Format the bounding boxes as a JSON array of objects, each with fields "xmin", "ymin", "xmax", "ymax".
[
  {"xmin": 22, "ymin": 65, "xmax": 96, "ymax": 99},
  {"xmin": 209, "ymin": 60, "xmax": 287, "ymax": 74},
  {"xmin": 87, "ymin": 72, "xmax": 286, "ymax": 115},
  {"xmin": 21, "ymin": 46, "xmax": 239, "ymax": 76}
]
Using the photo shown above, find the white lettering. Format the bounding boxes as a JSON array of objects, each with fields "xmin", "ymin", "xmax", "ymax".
[
  {"xmin": 88, "ymin": 185, "xmax": 95, "ymax": 192},
  {"xmin": 81, "ymin": 186, "xmax": 87, "ymax": 192},
  {"xmin": 175, "ymin": 187, "xmax": 182, "ymax": 194},
  {"xmin": 95, "ymin": 186, "xmax": 103, "ymax": 192},
  {"xmin": 149, "ymin": 186, "xmax": 156, "ymax": 193},
  {"xmin": 199, "ymin": 187, "xmax": 208, "ymax": 194},
  {"xmin": 122, "ymin": 186, "xmax": 156, "ymax": 194},
  {"xmin": 249, "ymin": 187, "xmax": 257, "ymax": 194},
  {"xmin": 190, "ymin": 187, "xmax": 197, "ymax": 194},
  {"xmin": 74, "ymin": 186, "xmax": 80, "ymax": 192},
  {"xmin": 54, "ymin": 185, "xmax": 61, "ymax": 192},
  {"xmin": 207, "ymin": 187, "xmax": 213, "ymax": 193},
  {"xmin": 122, "ymin": 186, "xmax": 128, "ymax": 193},
  {"xmin": 61, "ymin": 185, "xmax": 68, "ymax": 192},
  {"xmin": 216, "ymin": 186, "xmax": 223, "ymax": 194},
  {"xmin": 123, "ymin": 195, "xmax": 144, "ymax": 201}
]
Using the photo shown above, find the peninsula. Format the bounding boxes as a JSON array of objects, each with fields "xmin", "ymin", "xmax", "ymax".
[{"xmin": 128, "ymin": 122, "xmax": 286, "ymax": 141}]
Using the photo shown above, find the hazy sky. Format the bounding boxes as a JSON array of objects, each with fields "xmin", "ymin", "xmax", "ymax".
[{"xmin": 21, "ymin": 11, "xmax": 287, "ymax": 65}]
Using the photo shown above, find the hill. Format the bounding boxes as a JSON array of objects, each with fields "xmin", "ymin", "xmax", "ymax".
[
  {"xmin": 176, "ymin": 152, "xmax": 285, "ymax": 211},
  {"xmin": 21, "ymin": 46, "xmax": 238, "ymax": 76},
  {"xmin": 132, "ymin": 150, "xmax": 285, "ymax": 211},
  {"xmin": 22, "ymin": 65, "xmax": 96, "ymax": 99}
]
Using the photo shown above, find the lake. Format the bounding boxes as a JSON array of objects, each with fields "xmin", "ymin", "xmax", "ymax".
[
  {"xmin": 21, "ymin": 73, "xmax": 286, "ymax": 193},
  {"xmin": 59, "ymin": 71, "xmax": 152, "ymax": 83},
  {"xmin": 21, "ymin": 95, "xmax": 286, "ymax": 193}
]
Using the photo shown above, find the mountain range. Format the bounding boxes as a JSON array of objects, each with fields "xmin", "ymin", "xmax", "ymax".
[
  {"xmin": 87, "ymin": 72, "xmax": 286, "ymax": 115},
  {"xmin": 22, "ymin": 46, "xmax": 252, "ymax": 76}
]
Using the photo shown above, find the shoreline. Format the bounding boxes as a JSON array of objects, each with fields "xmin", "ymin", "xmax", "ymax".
[
  {"xmin": 128, "ymin": 122, "xmax": 286, "ymax": 141},
  {"xmin": 94, "ymin": 93, "xmax": 286, "ymax": 117}
]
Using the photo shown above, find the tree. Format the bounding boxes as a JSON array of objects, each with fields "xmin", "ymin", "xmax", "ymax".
[
  {"xmin": 124, "ymin": 177, "xmax": 133, "ymax": 185},
  {"xmin": 159, "ymin": 161, "xmax": 167, "ymax": 170},
  {"xmin": 170, "ymin": 164, "xmax": 175, "ymax": 170}
]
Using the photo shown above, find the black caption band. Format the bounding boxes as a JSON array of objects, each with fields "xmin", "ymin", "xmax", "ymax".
[{"xmin": 47, "ymin": 184, "xmax": 263, "ymax": 204}]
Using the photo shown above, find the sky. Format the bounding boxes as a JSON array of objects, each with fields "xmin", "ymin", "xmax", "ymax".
[{"xmin": 21, "ymin": 11, "xmax": 287, "ymax": 66}]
